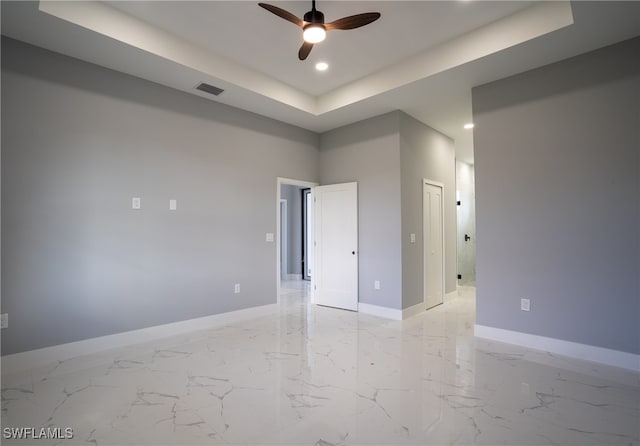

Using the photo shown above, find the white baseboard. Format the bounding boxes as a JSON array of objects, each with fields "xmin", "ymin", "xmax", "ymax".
[
  {"xmin": 445, "ymin": 290, "xmax": 458, "ymax": 302},
  {"xmin": 358, "ymin": 301, "xmax": 435, "ymax": 320},
  {"xmin": 2, "ymin": 304, "xmax": 278, "ymax": 375},
  {"xmin": 475, "ymin": 324, "xmax": 640, "ymax": 372},
  {"xmin": 358, "ymin": 302, "xmax": 403, "ymax": 320},
  {"xmin": 402, "ymin": 302, "xmax": 427, "ymax": 319},
  {"xmin": 401, "ymin": 289, "xmax": 459, "ymax": 319}
]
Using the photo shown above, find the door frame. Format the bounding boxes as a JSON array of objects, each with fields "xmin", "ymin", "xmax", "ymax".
[
  {"xmin": 302, "ymin": 188, "xmax": 312, "ymax": 281},
  {"xmin": 276, "ymin": 177, "xmax": 318, "ymax": 304},
  {"xmin": 280, "ymin": 199, "xmax": 288, "ymax": 280},
  {"xmin": 423, "ymin": 179, "xmax": 445, "ymax": 309}
]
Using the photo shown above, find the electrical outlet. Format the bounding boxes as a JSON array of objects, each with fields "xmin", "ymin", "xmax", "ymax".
[
  {"xmin": 410, "ymin": 233, "xmax": 416, "ymax": 244},
  {"xmin": 266, "ymin": 233, "xmax": 274, "ymax": 242},
  {"xmin": 521, "ymin": 298, "xmax": 530, "ymax": 312},
  {"xmin": 234, "ymin": 284, "xmax": 241, "ymax": 294},
  {"xmin": 132, "ymin": 197, "xmax": 141, "ymax": 210},
  {"xmin": 374, "ymin": 280, "xmax": 381, "ymax": 290},
  {"xmin": 1, "ymin": 313, "xmax": 8, "ymax": 329}
]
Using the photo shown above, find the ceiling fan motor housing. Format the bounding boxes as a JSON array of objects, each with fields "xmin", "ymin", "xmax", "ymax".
[{"xmin": 304, "ymin": 9, "xmax": 325, "ymax": 25}]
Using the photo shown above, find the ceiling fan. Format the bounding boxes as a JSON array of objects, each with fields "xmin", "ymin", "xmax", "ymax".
[{"xmin": 258, "ymin": 1, "xmax": 381, "ymax": 60}]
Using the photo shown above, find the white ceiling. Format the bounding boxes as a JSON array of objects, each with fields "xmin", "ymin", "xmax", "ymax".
[
  {"xmin": 2, "ymin": 1, "xmax": 640, "ymax": 164},
  {"xmin": 106, "ymin": 1, "xmax": 534, "ymax": 96}
]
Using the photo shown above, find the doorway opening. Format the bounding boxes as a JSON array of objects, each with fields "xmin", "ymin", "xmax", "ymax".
[
  {"xmin": 279, "ymin": 199, "xmax": 288, "ymax": 280},
  {"xmin": 276, "ymin": 178, "xmax": 318, "ymax": 304},
  {"xmin": 456, "ymin": 161, "xmax": 476, "ymax": 287}
]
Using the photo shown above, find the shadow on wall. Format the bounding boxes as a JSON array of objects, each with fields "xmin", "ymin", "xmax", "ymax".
[
  {"xmin": 1, "ymin": 36, "xmax": 317, "ymax": 145},
  {"xmin": 473, "ymin": 36, "xmax": 640, "ymax": 114},
  {"xmin": 319, "ymin": 111, "xmax": 401, "ymax": 151}
]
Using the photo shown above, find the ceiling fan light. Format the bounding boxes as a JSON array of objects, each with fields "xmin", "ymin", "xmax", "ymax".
[{"xmin": 303, "ymin": 25, "xmax": 326, "ymax": 43}]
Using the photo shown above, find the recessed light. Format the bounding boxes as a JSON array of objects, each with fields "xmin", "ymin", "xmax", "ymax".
[
  {"xmin": 315, "ymin": 62, "xmax": 329, "ymax": 72},
  {"xmin": 464, "ymin": 123, "xmax": 475, "ymax": 129}
]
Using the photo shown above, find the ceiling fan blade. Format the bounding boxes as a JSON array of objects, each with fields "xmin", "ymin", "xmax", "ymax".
[
  {"xmin": 325, "ymin": 12, "xmax": 381, "ymax": 31},
  {"xmin": 298, "ymin": 42, "xmax": 314, "ymax": 60},
  {"xmin": 258, "ymin": 3, "xmax": 304, "ymax": 28}
]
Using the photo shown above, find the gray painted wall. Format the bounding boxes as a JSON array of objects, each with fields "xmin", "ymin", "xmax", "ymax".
[
  {"xmin": 473, "ymin": 37, "xmax": 640, "ymax": 354},
  {"xmin": 1, "ymin": 38, "xmax": 319, "ymax": 355},
  {"xmin": 319, "ymin": 111, "xmax": 457, "ymax": 310},
  {"xmin": 2, "ymin": 38, "xmax": 461, "ymax": 354},
  {"xmin": 280, "ymin": 184, "xmax": 303, "ymax": 276},
  {"xmin": 399, "ymin": 113, "xmax": 456, "ymax": 309},
  {"xmin": 319, "ymin": 112, "xmax": 403, "ymax": 309}
]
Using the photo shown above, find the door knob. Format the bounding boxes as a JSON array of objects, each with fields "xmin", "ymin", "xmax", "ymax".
[
  {"xmin": 352, "ymin": 251, "xmax": 356, "ymax": 255},
  {"xmin": 465, "ymin": 234, "xmax": 471, "ymax": 242}
]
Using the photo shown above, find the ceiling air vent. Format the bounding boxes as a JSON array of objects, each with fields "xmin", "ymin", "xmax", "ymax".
[{"xmin": 196, "ymin": 82, "xmax": 224, "ymax": 96}]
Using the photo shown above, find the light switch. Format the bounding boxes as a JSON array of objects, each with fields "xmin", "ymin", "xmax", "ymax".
[
  {"xmin": 0, "ymin": 313, "xmax": 7, "ymax": 329},
  {"xmin": 169, "ymin": 199, "xmax": 177, "ymax": 211},
  {"xmin": 410, "ymin": 233, "xmax": 416, "ymax": 244},
  {"xmin": 132, "ymin": 197, "xmax": 141, "ymax": 210},
  {"xmin": 266, "ymin": 233, "xmax": 274, "ymax": 242}
]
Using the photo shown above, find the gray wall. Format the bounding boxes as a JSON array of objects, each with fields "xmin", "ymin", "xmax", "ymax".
[
  {"xmin": 280, "ymin": 184, "xmax": 303, "ymax": 276},
  {"xmin": 473, "ymin": 37, "xmax": 640, "ymax": 354},
  {"xmin": 319, "ymin": 112, "xmax": 403, "ymax": 309},
  {"xmin": 1, "ymin": 38, "xmax": 319, "ymax": 355},
  {"xmin": 399, "ymin": 113, "xmax": 457, "ymax": 309},
  {"xmin": 319, "ymin": 111, "xmax": 457, "ymax": 310}
]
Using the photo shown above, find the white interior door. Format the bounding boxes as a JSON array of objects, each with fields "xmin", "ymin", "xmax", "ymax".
[
  {"xmin": 313, "ymin": 182, "xmax": 358, "ymax": 311},
  {"xmin": 424, "ymin": 181, "xmax": 444, "ymax": 310}
]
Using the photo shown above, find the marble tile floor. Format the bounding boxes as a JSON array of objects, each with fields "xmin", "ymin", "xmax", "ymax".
[{"xmin": 2, "ymin": 283, "xmax": 639, "ymax": 446}]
